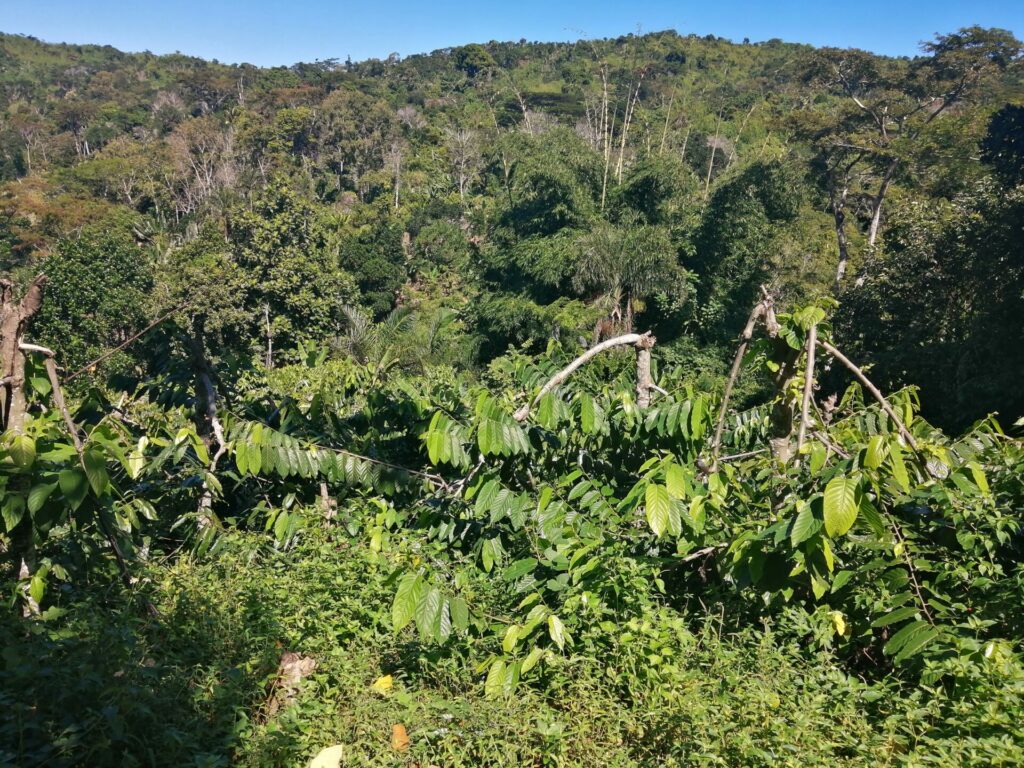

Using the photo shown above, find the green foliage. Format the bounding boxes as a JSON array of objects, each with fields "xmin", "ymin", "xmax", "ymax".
[
  {"xmin": 2, "ymin": 25, "xmax": 1024, "ymax": 767},
  {"xmin": 231, "ymin": 181, "xmax": 357, "ymax": 350},
  {"xmin": 34, "ymin": 221, "xmax": 152, "ymax": 374}
]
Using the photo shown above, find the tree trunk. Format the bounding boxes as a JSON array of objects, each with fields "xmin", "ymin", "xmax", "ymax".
[
  {"xmin": 831, "ymin": 186, "xmax": 851, "ymax": 291},
  {"xmin": 1, "ymin": 275, "xmax": 47, "ymax": 434},
  {"xmin": 635, "ymin": 334, "xmax": 655, "ymax": 409},
  {"xmin": 768, "ymin": 338, "xmax": 802, "ymax": 463},
  {"xmin": 867, "ymin": 158, "xmax": 899, "ymax": 247},
  {"xmin": 186, "ymin": 322, "xmax": 218, "ymax": 446}
]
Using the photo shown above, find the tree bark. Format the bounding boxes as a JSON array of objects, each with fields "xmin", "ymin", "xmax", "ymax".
[
  {"xmin": 867, "ymin": 157, "xmax": 899, "ymax": 247},
  {"xmin": 796, "ymin": 324, "xmax": 817, "ymax": 452},
  {"xmin": 832, "ymin": 197, "xmax": 850, "ymax": 290},
  {"xmin": 635, "ymin": 334, "xmax": 655, "ymax": 409},
  {"xmin": 1, "ymin": 275, "xmax": 47, "ymax": 434}
]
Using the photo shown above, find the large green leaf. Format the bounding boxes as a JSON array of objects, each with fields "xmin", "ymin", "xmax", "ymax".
[
  {"xmin": 823, "ymin": 476, "xmax": 858, "ymax": 537},
  {"xmin": 58, "ymin": 469, "xmax": 89, "ymax": 511},
  {"xmin": 82, "ymin": 448, "xmax": 110, "ymax": 496},
  {"xmin": 484, "ymin": 659, "xmax": 506, "ymax": 700},
  {"xmin": 9, "ymin": 435, "xmax": 36, "ymax": 469},
  {"xmin": 27, "ymin": 482, "xmax": 58, "ymax": 514},
  {"xmin": 547, "ymin": 614, "xmax": 566, "ymax": 651},
  {"xmin": 415, "ymin": 586, "xmax": 443, "ymax": 641},
  {"xmin": 2, "ymin": 497, "xmax": 25, "ymax": 532},
  {"xmin": 864, "ymin": 435, "xmax": 887, "ymax": 470},
  {"xmin": 645, "ymin": 483, "xmax": 671, "ymax": 537},
  {"xmin": 883, "ymin": 619, "xmax": 930, "ymax": 656},
  {"xmin": 392, "ymin": 573, "xmax": 424, "ymax": 631},
  {"xmin": 790, "ymin": 501, "xmax": 819, "ymax": 546},
  {"xmin": 503, "ymin": 558, "xmax": 538, "ymax": 581}
]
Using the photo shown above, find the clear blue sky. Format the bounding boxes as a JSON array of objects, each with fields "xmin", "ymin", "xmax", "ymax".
[{"xmin": 3, "ymin": 0, "xmax": 1022, "ymax": 66}]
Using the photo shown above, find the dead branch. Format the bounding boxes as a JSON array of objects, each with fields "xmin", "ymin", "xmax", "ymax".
[
  {"xmin": 514, "ymin": 332, "xmax": 654, "ymax": 422},
  {"xmin": 66, "ymin": 304, "xmax": 182, "ymax": 382},
  {"xmin": 797, "ymin": 324, "xmax": 817, "ymax": 452},
  {"xmin": 709, "ymin": 289, "xmax": 775, "ymax": 463},
  {"xmin": 816, "ymin": 339, "xmax": 918, "ymax": 452}
]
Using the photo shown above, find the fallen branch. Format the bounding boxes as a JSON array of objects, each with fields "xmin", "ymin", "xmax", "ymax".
[
  {"xmin": 816, "ymin": 339, "xmax": 918, "ymax": 452},
  {"xmin": 514, "ymin": 332, "xmax": 654, "ymax": 422}
]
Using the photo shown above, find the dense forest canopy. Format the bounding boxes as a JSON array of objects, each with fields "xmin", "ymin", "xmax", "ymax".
[{"xmin": 1, "ymin": 25, "xmax": 1024, "ymax": 767}]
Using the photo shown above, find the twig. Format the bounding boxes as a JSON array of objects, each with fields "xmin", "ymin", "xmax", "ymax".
[
  {"xmin": 719, "ymin": 448, "xmax": 769, "ymax": 463},
  {"xmin": 43, "ymin": 357, "xmax": 84, "ymax": 453},
  {"xmin": 680, "ymin": 544, "xmax": 726, "ymax": 563},
  {"xmin": 514, "ymin": 332, "xmax": 653, "ymax": 422}
]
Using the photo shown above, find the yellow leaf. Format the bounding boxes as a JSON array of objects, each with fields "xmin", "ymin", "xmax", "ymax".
[
  {"xmin": 308, "ymin": 744, "xmax": 344, "ymax": 768},
  {"xmin": 371, "ymin": 674, "xmax": 393, "ymax": 694},
  {"xmin": 831, "ymin": 611, "xmax": 848, "ymax": 637}
]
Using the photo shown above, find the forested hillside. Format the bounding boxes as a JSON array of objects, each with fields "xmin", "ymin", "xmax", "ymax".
[{"xmin": 1, "ymin": 27, "xmax": 1023, "ymax": 767}]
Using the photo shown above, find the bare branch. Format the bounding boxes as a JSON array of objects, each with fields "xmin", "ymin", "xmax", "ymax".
[
  {"xmin": 816, "ymin": 339, "xmax": 918, "ymax": 452},
  {"xmin": 514, "ymin": 332, "xmax": 654, "ymax": 422},
  {"xmin": 797, "ymin": 324, "xmax": 817, "ymax": 452}
]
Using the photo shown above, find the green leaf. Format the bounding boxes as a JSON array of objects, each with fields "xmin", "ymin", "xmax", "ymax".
[
  {"xmin": 82, "ymin": 448, "xmax": 110, "ymax": 496},
  {"xmin": 580, "ymin": 394, "xmax": 596, "ymax": 434},
  {"xmin": 790, "ymin": 501, "xmax": 818, "ymax": 546},
  {"xmin": 392, "ymin": 573, "xmax": 423, "ymax": 631},
  {"xmin": 645, "ymin": 483, "xmax": 671, "ymax": 537},
  {"xmin": 9, "ymin": 435, "xmax": 36, "ymax": 469},
  {"xmin": 481, "ymin": 537, "xmax": 502, "ymax": 573},
  {"xmin": 27, "ymin": 482, "xmax": 58, "ymax": 514},
  {"xmin": 234, "ymin": 442, "xmax": 249, "ymax": 475},
  {"xmin": 809, "ymin": 442, "xmax": 827, "ymax": 474},
  {"xmin": 665, "ymin": 463, "xmax": 688, "ymax": 499},
  {"xmin": 883, "ymin": 620, "xmax": 930, "ymax": 656},
  {"xmin": 29, "ymin": 572, "xmax": 46, "ymax": 605},
  {"xmin": 415, "ymin": 586, "xmax": 443, "ymax": 642},
  {"xmin": 871, "ymin": 606, "xmax": 920, "ymax": 628},
  {"xmin": 864, "ymin": 435, "xmax": 887, "ymax": 470},
  {"xmin": 889, "ymin": 441, "xmax": 910, "ymax": 493},
  {"xmin": 548, "ymin": 614, "xmax": 566, "ymax": 651},
  {"xmin": 273, "ymin": 510, "xmax": 290, "ymax": 541},
  {"xmin": 503, "ymin": 558, "xmax": 538, "ymax": 582},
  {"xmin": 502, "ymin": 624, "xmax": 520, "ymax": 653},
  {"xmin": 484, "ymin": 660, "xmax": 506, "ymax": 700},
  {"xmin": 968, "ymin": 461, "xmax": 990, "ymax": 497},
  {"xmin": 2, "ymin": 497, "xmax": 25, "ymax": 532},
  {"xmin": 823, "ymin": 476, "xmax": 858, "ymax": 537},
  {"xmin": 450, "ymin": 596, "xmax": 469, "ymax": 632},
  {"xmin": 894, "ymin": 626, "xmax": 940, "ymax": 663},
  {"xmin": 521, "ymin": 646, "xmax": 544, "ymax": 674},
  {"xmin": 58, "ymin": 469, "xmax": 89, "ymax": 511}
]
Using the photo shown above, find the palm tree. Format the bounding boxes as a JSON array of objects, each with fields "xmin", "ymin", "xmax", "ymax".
[{"xmin": 573, "ymin": 222, "xmax": 683, "ymax": 338}]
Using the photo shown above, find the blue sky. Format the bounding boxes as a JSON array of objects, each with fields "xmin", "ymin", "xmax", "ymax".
[{"xmin": 3, "ymin": 1, "xmax": 1022, "ymax": 66}]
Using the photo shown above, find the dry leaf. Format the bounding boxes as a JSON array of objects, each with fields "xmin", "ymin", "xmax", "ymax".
[
  {"xmin": 391, "ymin": 723, "xmax": 410, "ymax": 751},
  {"xmin": 308, "ymin": 744, "xmax": 344, "ymax": 768}
]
